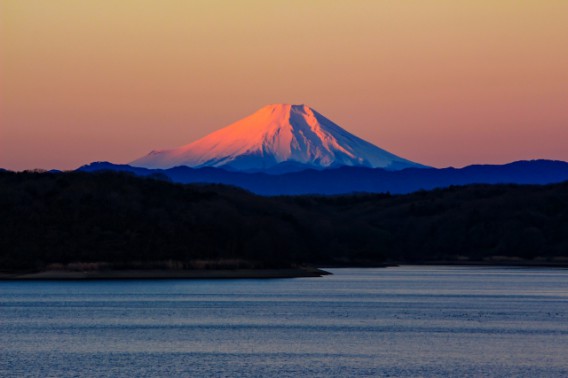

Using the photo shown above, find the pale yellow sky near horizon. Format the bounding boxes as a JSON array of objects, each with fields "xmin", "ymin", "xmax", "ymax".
[{"xmin": 1, "ymin": 1, "xmax": 567, "ymax": 170}]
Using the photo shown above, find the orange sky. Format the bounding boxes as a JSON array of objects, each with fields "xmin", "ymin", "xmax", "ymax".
[{"xmin": 2, "ymin": 1, "xmax": 567, "ymax": 170}]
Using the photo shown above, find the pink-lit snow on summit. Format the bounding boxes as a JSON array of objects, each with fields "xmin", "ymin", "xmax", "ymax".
[{"xmin": 131, "ymin": 104, "xmax": 425, "ymax": 171}]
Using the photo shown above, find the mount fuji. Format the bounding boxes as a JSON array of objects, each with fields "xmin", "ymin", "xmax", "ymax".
[{"xmin": 131, "ymin": 104, "xmax": 427, "ymax": 172}]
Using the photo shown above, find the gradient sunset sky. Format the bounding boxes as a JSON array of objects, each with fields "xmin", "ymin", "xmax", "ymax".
[{"xmin": 2, "ymin": 1, "xmax": 567, "ymax": 170}]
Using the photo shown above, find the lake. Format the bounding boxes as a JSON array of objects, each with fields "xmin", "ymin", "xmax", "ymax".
[{"xmin": 1, "ymin": 266, "xmax": 567, "ymax": 377}]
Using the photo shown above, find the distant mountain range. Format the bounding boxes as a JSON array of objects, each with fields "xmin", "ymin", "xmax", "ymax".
[
  {"xmin": 79, "ymin": 160, "xmax": 568, "ymax": 195},
  {"xmin": 131, "ymin": 104, "xmax": 426, "ymax": 172},
  {"xmin": 7, "ymin": 104, "xmax": 566, "ymax": 195}
]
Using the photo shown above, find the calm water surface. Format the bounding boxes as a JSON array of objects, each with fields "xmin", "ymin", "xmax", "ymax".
[{"xmin": 1, "ymin": 266, "xmax": 567, "ymax": 377}]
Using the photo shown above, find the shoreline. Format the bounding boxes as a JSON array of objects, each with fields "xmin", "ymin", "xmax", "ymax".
[
  {"xmin": 322, "ymin": 260, "xmax": 568, "ymax": 269},
  {"xmin": 1, "ymin": 261, "xmax": 566, "ymax": 281},
  {"xmin": 0, "ymin": 267, "xmax": 330, "ymax": 281},
  {"xmin": 402, "ymin": 260, "xmax": 568, "ymax": 268}
]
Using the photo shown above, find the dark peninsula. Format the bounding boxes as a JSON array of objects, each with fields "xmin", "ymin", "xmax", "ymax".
[{"xmin": 1, "ymin": 170, "xmax": 567, "ymax": 279}]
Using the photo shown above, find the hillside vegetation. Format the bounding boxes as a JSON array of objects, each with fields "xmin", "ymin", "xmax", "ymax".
[{"xmin": 1, "ymin": 171, "xmax": 567, "ymax": 271}]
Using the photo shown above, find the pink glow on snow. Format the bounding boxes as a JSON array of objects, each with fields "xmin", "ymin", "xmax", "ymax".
[{"xmin": 131, "ymin": 104, "xmax": 424, "ymax": 171}]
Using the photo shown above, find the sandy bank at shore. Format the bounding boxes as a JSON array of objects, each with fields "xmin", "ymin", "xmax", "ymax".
[{"xmin": 0, "ymin": 268, "xmax": 330, "ymax": 280}]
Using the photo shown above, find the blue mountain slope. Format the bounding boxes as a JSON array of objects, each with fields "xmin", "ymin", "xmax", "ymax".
[{"xmin": 78, "ymin": 160, "xmax": 568, "ymax": 196}]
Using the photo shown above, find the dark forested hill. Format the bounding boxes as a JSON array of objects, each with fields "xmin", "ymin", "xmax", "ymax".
[{"xmin": 1, "ymin": 170, "xmax": 567, "ymax": 271}]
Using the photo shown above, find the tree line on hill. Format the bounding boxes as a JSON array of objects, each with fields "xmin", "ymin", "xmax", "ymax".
[{"xmin": 0, "ymin": 170, "xmax": 567, "ymax": 271}]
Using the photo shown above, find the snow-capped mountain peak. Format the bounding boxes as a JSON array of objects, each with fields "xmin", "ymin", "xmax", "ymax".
[{"xmin": 131, "ymin": 104, "xmax": 426, "ymax": 172}]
